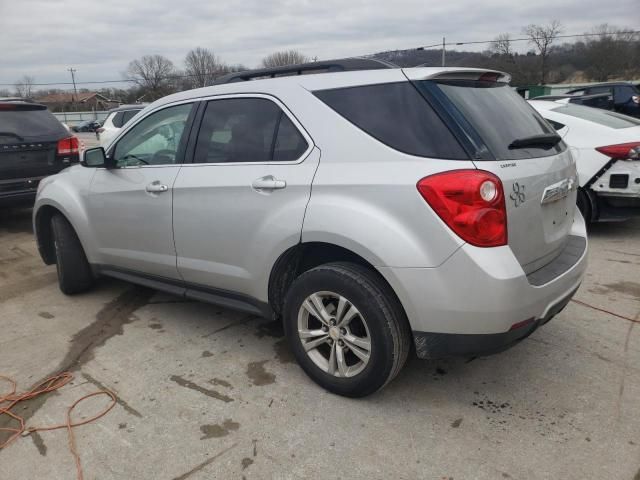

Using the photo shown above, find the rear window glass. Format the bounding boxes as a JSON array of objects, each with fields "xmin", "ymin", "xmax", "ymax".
[
  {"xmin": 433, "ymin": 80, "xmax": 563, "ymax": 160},
  {"xmin": 314, "ymin": 83, "xmax": 467, "ymax": 159},
  {"xmin": 552, "ymin": 104, "xmax": 640, "ymax": 129},
  {"xmin": 0, "ymin": 108, "xmax": 65, "ymax": 141}
]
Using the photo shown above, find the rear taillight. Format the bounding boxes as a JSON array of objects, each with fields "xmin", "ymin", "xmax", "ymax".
[
  {"xmin": 417, "ymin": 170, "xmax": 507, "ymax": 247},
  {"xmin": 595, "ymin": 142, "xmax": 640, "ymax": 161},
  {"xmin": 56, "ymin": 136, "xmax": 80, "ymax": 156}
]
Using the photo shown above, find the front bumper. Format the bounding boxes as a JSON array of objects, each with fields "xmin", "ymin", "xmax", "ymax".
[{"xmin": 378, "ymin": 212, "xmax": 588, "ymax": 358}]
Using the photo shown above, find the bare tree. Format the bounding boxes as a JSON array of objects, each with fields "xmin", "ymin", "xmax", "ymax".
[
  {"xmin": 523, "ymin": 20, "xmax": 563, "ymax": 84},
  {"xmin": 261, "ymin": 50, "xmax": 308, "ymax": 68},
  {"xmin": 491, "ymin": 33, "xmax": 515, "ymax": 60},
  {"xmin": 184, "ymin": 47, "xmax": 226, "ymax": 88},
  {"xmin": 14, "ymin": 75, "xmax": 36, "ymax": 98},
  {"xmin": 125, "ymin": 55, "xmax": 176, "ymax": 100},
  {"xmin": 583, "ymin": 24, "xmax": 639, "ymax": 81}
]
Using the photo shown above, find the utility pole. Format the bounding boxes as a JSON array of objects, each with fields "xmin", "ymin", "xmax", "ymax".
[
  {"xmin": 442, "ymin": 37, "xmax": 446, "ymax": 67},
  {"xmin": 67, "ymin": 68, "xmax": 78, "ymax": 102}
]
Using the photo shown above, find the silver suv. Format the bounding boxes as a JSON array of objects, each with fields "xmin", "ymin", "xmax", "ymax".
[{"xmin": 33, "ymin": 62, "xmax": 588, "ymax": 397}]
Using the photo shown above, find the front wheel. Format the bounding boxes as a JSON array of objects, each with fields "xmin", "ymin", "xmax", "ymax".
[
  {"xmin": 283, "ymin": 262, "xmax": 410, "ymax": 397},
  {"xmin": 51, "ymin": 214, "xmax": 94, "ymax": 294}
]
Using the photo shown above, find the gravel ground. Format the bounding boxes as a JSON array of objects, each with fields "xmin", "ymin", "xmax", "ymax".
[{"xmin": 0, "ymin": 207, "xmax": 638, "ymax": 480}]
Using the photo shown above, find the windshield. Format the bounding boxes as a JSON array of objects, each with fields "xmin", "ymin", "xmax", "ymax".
[
  {"xmin": 552, "ymin": 104, "xmax": 640, "ymax": 129},
  {"xmin": 429, "ymin": 80, "xmax": 565, "ymax": 160}
]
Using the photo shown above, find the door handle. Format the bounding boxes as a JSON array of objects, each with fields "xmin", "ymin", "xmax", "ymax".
[
  {"xmin": 145, "ymin": 181, "xmax": 169, "ymax": 193},
  {"xmin": 251, "ymin": 175, "xmax": 286, "ymax": 190}
]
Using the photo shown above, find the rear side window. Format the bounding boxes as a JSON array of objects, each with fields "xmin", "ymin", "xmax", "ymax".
[
  {"xmin": 431, "ymin": 80, "xmax": 563, "ymax": 160},
  {"xmin": 111, "ymin": 111, "xmax": 126, "ymax": 128},
  {"xmin": 314, "ymin": 83, "xmax": 467, "ymax": 159},
  {"xmin": 545, "ymin": 119, "xmax": 566, "ymax": 131},
  {"xmin": 194, "ymin": 98, "xmax": 308, "ymax": 163},
  {"xmin": 122, "ymin": 110, "xmax": 140, "ymax": 125},
  {"xmin": 589, "ymin": 86, "xmax": 613, "ymax": 96},
  {"xmin": 0, "ymin": 107, "xmax": 66, "ymax": 140},
  {"xmin": 553, "ymin": 104, "xmax": 640, "ymax": 129}
]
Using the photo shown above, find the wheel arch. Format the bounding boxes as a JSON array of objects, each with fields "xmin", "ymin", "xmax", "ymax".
[
  {"xmin": 267, "ymin": 241, "xmax": 407, "ymax": 320},
  {"xmin": 34, "ymin": 204, "xmax": 65, "ymax": 265}
]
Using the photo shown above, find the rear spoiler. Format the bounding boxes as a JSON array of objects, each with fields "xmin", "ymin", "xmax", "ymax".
[
  {"xmin": 0, "ymin": 102, "xmax": 47, "ymax": 111},
  {"xmin": 403, "ymin": 67, "xmax": 511, "ymax": 84}
]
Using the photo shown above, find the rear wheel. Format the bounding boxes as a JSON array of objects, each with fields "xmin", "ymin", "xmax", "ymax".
[
  {"xmin": 576, "ymin": 187, "xmax": 592, "ymax": 223},
  {"xmin": 283, "ymin": 262, "xmax": 410, "ymax": 397},
  {"xmin": 51, "ymin": 214, "xmax": 94, "ymax": 294}
]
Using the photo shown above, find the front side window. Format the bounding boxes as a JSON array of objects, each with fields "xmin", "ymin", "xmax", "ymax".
[
  {"xmin": 113, "ymin": 103, "xmax": 193, "ymax": 167},
  {"xmin": 614, "ymin": 85, "xmax": 637, "ymax": 103},
  {"xmin": 194, "ymin": 98, "xmax": 308, "ymax": 163}
]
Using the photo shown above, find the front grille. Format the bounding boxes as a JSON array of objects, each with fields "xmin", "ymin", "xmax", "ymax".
[{"xmin": 609, "ymin": 174, "xmax": 629, "ymax": 189}]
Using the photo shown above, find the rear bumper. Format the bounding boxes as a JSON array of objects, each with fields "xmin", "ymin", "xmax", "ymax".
[
  {"xmin": 412, "ymin": 285, "xmax": 577, "ymax": 359},
  {"xmin": 378, "ymin": 211, "xmax": 588, "ymax": 357}
]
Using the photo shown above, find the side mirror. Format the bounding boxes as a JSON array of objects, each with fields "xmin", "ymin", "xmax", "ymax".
[{"xmin": 81, "ymin": 147, "xmax": 115, "ymax": 168}]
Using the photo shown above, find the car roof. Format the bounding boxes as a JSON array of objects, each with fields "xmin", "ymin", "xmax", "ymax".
[
  {"xmin": 527, "ymin": 99, "xmax": 568, "ymax": 111},
  {"xmin": 568, "ymin": 82, "xmax": 635, "ymax": 91},
  {"xmin": 148, "ymin": 66, "xmax": 509, "ymax": 111},
  {"xmin": 107, "ymin": 104, "xmax": 147, "ymax": 113}
]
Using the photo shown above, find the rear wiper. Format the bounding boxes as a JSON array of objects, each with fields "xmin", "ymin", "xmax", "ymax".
[
  {"xmin": 0, "ymin": 131, "xmax": 25, "ymax": 141},
  {"xmin": 508, "ymin": 133, "xmax": 561, "ymax": 150}
]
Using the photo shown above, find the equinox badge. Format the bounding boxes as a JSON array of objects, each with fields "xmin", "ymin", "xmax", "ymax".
[{"xmin": 540, "ymin": 178, "xmax": 576, "ymax": 205}]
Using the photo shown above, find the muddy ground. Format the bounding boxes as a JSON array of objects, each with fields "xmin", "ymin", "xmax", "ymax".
[{"xmin": 0, "ymin": 203, "xmax": 639, "ymax": 479}]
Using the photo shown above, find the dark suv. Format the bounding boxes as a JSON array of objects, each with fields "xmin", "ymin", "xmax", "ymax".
[
  {"xmin": 0, "ymin": 100, "xmax": 79, "ymax": 206},
  {"xmin": 567, "ymin": 82, "xmax": 640, "ymax": 117}
]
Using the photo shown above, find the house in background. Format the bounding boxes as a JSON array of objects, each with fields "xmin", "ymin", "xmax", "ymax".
[{"xmin": 35, "ymin": 91, "xmax": 119, "ymax": 112}]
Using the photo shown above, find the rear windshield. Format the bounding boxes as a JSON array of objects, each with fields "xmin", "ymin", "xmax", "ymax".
[
  {"xmin": 314, "ymin": 83, "xmax": 467, "ymax": 159},
  {"xmin": 432, "ymin": 80, "xmax": 564, "ymax": 160},
  {"xmin": 552, "ymin": 103, "xmax": 640, "ymax": 129},
  {"xmin": 0, "ymin": 108, "xmax": 66, "ymax": 141}
]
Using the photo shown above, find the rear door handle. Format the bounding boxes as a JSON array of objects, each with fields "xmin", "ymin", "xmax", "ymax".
[
  {"xmin": 146, "ymin": 181, "xmax": 169, "ymax": 193},
  {"xmin": 252, "ymin": 175, "xmax": 286, "ymax": 190}
]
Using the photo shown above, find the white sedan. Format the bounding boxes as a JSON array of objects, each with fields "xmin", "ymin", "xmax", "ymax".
[{"xmin": 530, "ymin": 99, "xmax": 640, "ymax": 222}]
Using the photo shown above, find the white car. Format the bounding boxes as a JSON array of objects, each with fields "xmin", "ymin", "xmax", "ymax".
[
  {"xmin": 530, "ymin": 99, "xmax": 640, "ymax": 222},
  {"xmin": 97, "ymin": 104, "xmax": 145, "ymax": 146}
]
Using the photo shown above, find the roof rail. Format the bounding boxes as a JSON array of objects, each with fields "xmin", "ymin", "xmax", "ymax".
[{"xmin": 213, "ymin": 57, "xmax": 397, "ymax": 85}]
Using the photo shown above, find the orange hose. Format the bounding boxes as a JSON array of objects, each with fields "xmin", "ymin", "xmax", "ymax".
[{"xmin": 0, "ymin": 372, "xmax": 116, "ymax": 480}]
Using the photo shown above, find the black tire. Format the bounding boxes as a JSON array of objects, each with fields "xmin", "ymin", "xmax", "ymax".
[
  {"xmin": 51, "ymin": 214, "xmax": 94, "ymax": 294},
  {"xmin": 283, "ymin": 262, "xmax": 411, "ymax": 397},
  {"xmin": 576, "ymin": 187, "xmax": 592, "ymax": 223}
]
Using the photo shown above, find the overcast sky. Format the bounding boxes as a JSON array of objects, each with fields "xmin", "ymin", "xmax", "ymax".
[{"xmin": 0, "ymin": 0, "xmax": 637, "ymax": 90}]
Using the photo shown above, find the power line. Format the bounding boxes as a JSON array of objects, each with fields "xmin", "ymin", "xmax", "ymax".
[{"xmin": 2, "ymin": 30, "xmax": 639, "ymax": 87}]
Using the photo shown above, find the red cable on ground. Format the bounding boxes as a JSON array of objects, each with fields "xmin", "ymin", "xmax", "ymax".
[
  {"xmin": 0, "ymin": 372, "xmax": 116, "ymax": 480},
  {"xmin": 571, "ymin": 298, "xmax": 640, "ymax": 324}
]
